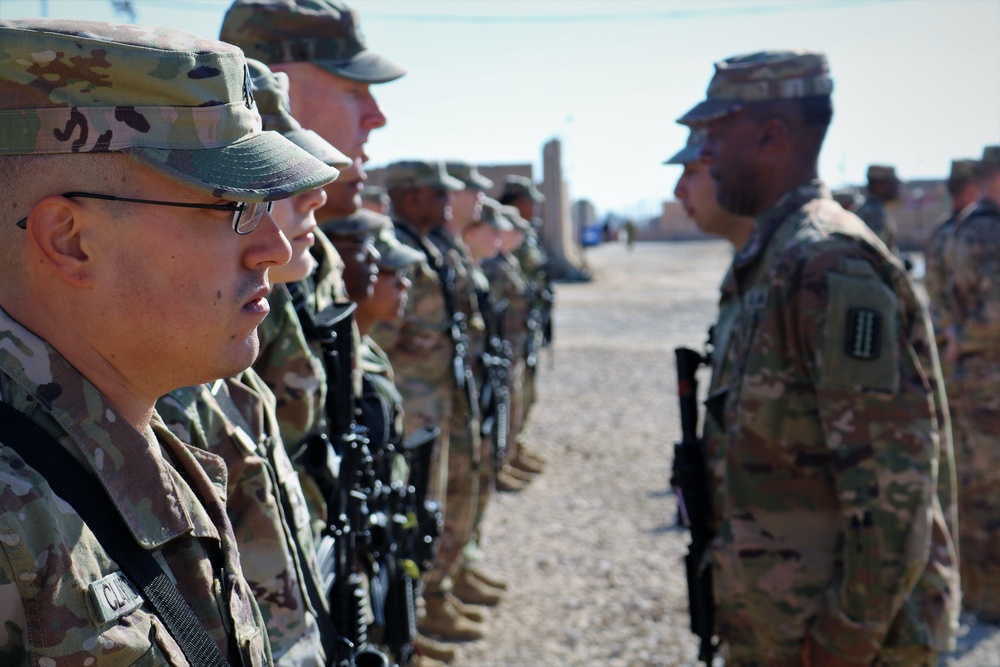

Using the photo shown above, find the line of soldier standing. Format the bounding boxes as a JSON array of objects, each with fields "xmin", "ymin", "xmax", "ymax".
[
  {"xmin": 0, "ymin": 2, "xmax": 553, "ymax": 667},
  {"xmin": 661, "ymin": 49, "xmax": 992, "ymax": 666}
]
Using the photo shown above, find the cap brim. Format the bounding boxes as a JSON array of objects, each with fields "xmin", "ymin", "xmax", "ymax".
[
  {"xmin": 663, "ymin": 143, "xmax": 703, "ymax": 165},
  {"xmin": 126, "ymin": 130, "xmax": 339, "ymax": 203},
  {"xmin": 488, "ymin": 215, "xmax": 514, "ymax": 232},
  {"xmin": 379, "ymin": 243, "xmax": 424, "ymax": 269},
  {"xmin": 468, "ymin": 174, "xmax": 494, "ymax": 191},
  {"xmin": 676, "ymin": 98, "xmax": 744, "ymax": 126},
  {"xmin": 437, "ymin": 173, "xmax": 466, "ymax": 191},
  {"xmin": 315, "ymin": 50, "xmax": 406, "ymax": 84},
  {"xmin": 285, "ymin": 128, "xmax": 352, "ymax": 168}
]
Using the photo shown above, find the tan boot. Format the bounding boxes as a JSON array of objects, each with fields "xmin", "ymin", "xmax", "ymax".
[
  {"xmin": 415, "ymin": 633, "xmax": 456, "ymax": 663},
  {"xmin": 467, "ymin": 565, "xmax": 509, "ymax": 591},
  {"xmin": 516, "ymin": 441, "xmax": 548, "ymax": 466},
  {"xmin": 447, "ymin": 593, "xmax": 488, "ymax": 622},
  {"xmin": 453, "ymin": 569, "xmax": 503, "ymax": 606},
  {"xmin": 496, "ymin": 469, "xmax": 528, "ymax": 492},
  {"xmin": 418, "ymin": 595, "xmax": 486, "ymax": 641},
  {"xmin": 502, "ymin": 464, "xmax": 535, "ymax": 483},
  {"xmin": 510, "ymin": 450, "xmax": 545, "ymax": 474}
]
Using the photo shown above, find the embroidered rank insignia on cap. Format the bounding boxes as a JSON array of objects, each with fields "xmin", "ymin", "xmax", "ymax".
[
  {"xmin": 845, "ymin": 307, "xmax": 881, "ymax": 360},
  {"xmin": 88, "ymin": 571, "xmax": 142, "ymax": 623}
]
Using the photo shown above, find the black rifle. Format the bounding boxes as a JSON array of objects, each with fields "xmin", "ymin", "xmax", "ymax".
[
  {"xmin": 671, "ymin": 347, "xmax": 717, "ymax": 665},
  {"xmin": 476, "ymin": 291, "xmax": 512, "ymax": 473},
  {"xmin": 287, "ymin": 281, "xmax": 389, "ymax": 667}
]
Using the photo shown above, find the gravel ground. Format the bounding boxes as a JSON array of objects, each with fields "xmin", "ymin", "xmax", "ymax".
[{"xmin": 447, "ymin": 240, "xmax": 1000, "ymax": 667}]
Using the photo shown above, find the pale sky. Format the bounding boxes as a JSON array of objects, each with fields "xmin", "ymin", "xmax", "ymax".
[{"xmin": 3, "ymin": 0, "xmax": 999, "ymax": 219}]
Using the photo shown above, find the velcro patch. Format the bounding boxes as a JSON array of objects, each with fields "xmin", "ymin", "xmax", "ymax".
[
  {"xmin": 845, "ymin": 308, "xmax": 881, "ymax": 360},
  {"xmin": 88, "ymin": 571, "xmax": 142, "ymax": 623}
]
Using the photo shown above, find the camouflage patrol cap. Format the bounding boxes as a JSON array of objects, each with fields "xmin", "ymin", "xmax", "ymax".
[
  {"xmin": 500, "ymin": 203, "xmax": 531, "ymax": 232},
  {"xmin": 361, "ymin": 185, "xmax": 388, "ymax": 204},
  {"xmin": 479, "ymin": 197, "xmax": 514, "ymax": 231},
  {"xmin": 371, "ymin": 214, "xmax": 424, "ymax": 269},
  {"xmin": 948, "ymin": 158, "xmax": 980, "ymax": 183},
  {"xmin": 319, "ymin": 207, "xmax": 383, "ymax": 239},
  {"xmin": 446, "ymin": 161, "xmax": 494, "ymax": 191},
  {"xmin": 866, "ymin": 164, "xmax": 898, "ymax": 182},
  {"xmin": 677, "ymin": 49, "xmax": 833, "ymax": 126},
  {"xmin": 247, "ymin": 58, "xmax": 350, "ymax": 168},
  {"xmin": 221, "ymin": 0, "xmax": 405, "ymax": 84},
  {"xmin": 383, "ymin": 160, "xmax": 465, "ymax": 191},
  {"xmin": 981, "ymin": 145, "xmax": 1000, "ymax": 171},
  {"xmin": 501, "ymin": 175, "xmax": 545, "ymax": 203},
  {"xmin": 0, "ymin": 19, "xmax": 339, "ymax": 202},
  {"xmin": 664, "ymin": 128, "xmax": 707, "ymax": 165}
]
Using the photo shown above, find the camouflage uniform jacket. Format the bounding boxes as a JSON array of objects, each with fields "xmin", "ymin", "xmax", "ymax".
[
  {"xmin": 256, "ymin": 283, "xmax": 327, "ymax": 456},
  {"xmin": 950, "ymin": 198, "xmax": 1000, "ymax": 360},
  {"xmin": 924, "ymin": 211, "xmax": 961, "ymax": 342},
  {"xmin": 712, "ymin": 182, "xmax": 958, "ymax": 662},
  {"xmin": 157, "ymin": 370, "xmax": 326, "ymax": 666},
  {"xmin": 369, "ymin": 219, "xmax": 454, "ymax": 396},
  {"xmin": 0, "ymin": 308, "xmax": 272, "ymax": 666},
  {"xmin": 428, "ymin": 227, "xmax": 487, "ymax": 379},
  {"xmin": 855, "ymin": 193, "xmax": 898, "ymax": 254},
  {"xmin": 482, "ymin": 251, "xmax": 530, "ymax": 356}
]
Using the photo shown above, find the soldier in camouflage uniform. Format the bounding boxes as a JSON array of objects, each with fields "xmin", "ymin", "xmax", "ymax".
[
  {"xmin": 946, "ymin": 144, "xmax": 1000, "ymax": 622},
  {"xmin": 499, "ymin": 176, "xmax": 551, "ymax": 475},
  {"xmin": 0, "ymin": 19, "xmax": 339, "ymax": 665},
  {"xmin": 483, "ymin": 204, "xmax": 537, "ymax": 494},
  {"xmin": 679, "ymin": 50, "xmax": 959, "ymax": 666},
  {"xmin": 855, "ymin": 164, "xmax": 901, "ymax": 255},
  {"xmin": 371, "ymin": 160, "xmax": 489, "ymax": 641},
  {"xmin": 444, "ymin": 164, "xmax": 515, "ymax": 606},
  {"xmin": 924, "ymin": 159, "xmax": 981, "ymax": 363},
  {"xmin": 155, "ymin": 60, "xmax": 352, "ymax": 665}
]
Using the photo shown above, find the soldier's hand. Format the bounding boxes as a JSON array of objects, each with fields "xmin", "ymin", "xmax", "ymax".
[{"xmin": 801, "ymin": 636, "xmax": 869, "ymax": 667}]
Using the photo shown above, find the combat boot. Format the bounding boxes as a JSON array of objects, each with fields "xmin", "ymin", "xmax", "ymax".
[
  {"xmin": 447, "ymin": 593, "xmax": 488, "ymax": 621},
  {"xmin": 418, "ymin": 594, "xmax": 486, "ymax": 641},
  {"xmin": 467, "ymin": 565, "xmax": 509, "ymax": 591},
  {"xmin": 515, "ymin": 439, "xmax": 548, "ymax": 466},
  {"xmin": 414, "ymin": 634, "xmax": 456, "ymax": 663},
  {"xmin": 510, "ymin": 450, "xmax": 545, "ymax": 474},
  {"xmin": 496, "ymin": 469, "xmax": 528, "ymax": 492},
  {"xmin": 453, "ymin": 568, "xmax": 503, "ymax": 606},
  {"xmin": 501, "ymin": 464, "xmax": 535, "ymax": 484}
]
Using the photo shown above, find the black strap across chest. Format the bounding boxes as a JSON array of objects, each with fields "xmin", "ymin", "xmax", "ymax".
[{"xmin": 0, "ymin": 401, "xmax": 232, "ymax": 667}]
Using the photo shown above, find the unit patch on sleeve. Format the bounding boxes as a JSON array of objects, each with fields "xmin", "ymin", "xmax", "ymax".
[{"xmin": 845, "ymin": 308, "xmax": 881, "ymax": 360}]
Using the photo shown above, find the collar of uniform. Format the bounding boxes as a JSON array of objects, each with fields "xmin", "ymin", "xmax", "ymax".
[
  {"xmin": 0, "ymin": 306, "xmax": 222, "ymax": 549},
  {"xmin": 732, "ymin": 180, "xmax": 829, "ymax": 272}
]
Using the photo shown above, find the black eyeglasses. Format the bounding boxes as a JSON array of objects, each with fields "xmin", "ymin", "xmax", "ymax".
[{"xmin": 15, "ymin": 192, "xmax": 274, "ymax": 235}]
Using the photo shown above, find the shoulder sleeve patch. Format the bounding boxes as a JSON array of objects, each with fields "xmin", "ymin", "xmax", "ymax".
[{"xmin": 820, "ymin": 271, "xmax": 899, "ymax": 393}]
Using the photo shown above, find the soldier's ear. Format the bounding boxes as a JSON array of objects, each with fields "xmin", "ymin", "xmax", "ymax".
[
  {"xmin": 24, "ymin": 195, "xmax": 95, "ymax": 287},
  {"xmin": 758, "ymin": 116, "xmax": 790, "ymax": 152}
]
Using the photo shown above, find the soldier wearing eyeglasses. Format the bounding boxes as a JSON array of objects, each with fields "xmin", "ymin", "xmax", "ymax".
[{"xmin": 0, "ymin": 19, "xmax": 338, "ymax": 666}]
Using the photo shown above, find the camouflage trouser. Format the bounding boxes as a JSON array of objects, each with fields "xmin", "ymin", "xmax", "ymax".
[
  {"xmin": 952, "ymin": 360, "xmax": 1000, "ymax": 619},
  {"xmin": 724, "ymin": 645, "xmax": 938, "ymax": 666},
  {"xmin": 424, "ymin": 387, "xmax": 480, "ymax": 595},
  {"xmin": 505, "ymin": 358, "xmax": 526, "ymax": 463}
]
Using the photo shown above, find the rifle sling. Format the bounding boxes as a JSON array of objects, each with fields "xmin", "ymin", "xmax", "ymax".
[{"xmin": 0, "ymin": 401, "xmax": 232, "ymax": 667}]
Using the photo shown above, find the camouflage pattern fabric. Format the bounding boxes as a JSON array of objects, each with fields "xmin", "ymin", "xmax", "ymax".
[
  {"xmin": 0, "ymin": 307, "xmax": 271, "ymax": 666},
  {"xmin": 948, "ymin": 197, "xmax": 1000, "ymax": 619},
  {"xmin": 709, "ymin": 182, "xmax": 958, "ymax": 663},
  {"xmin": 513, "ymin": 225, "xmax": 549, "ymax": 422},
  {"xmin": 0, "ymin": 19, "xmax": 338, "ymax": 202},
  {"xmin": 157, "ymin": 370, "xmax": 326, "ymax": 666},
  {"xmin": 428, "ymin": 227, "xmax": 490, "ymax": 570},
  {"xmin": 855, "ymin": 194, "xmax": 898, "ymax": 255},
  {"xmin": 368, "ymin": 219, "xmax": 454, "ymax": 591},
  {"xmin": 924, "ymin": 211, "xmax": 961, "ymax": 345},
  {"xmin": 254, "ymin": 283, "xmax": 329, "ymax": 537}
]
